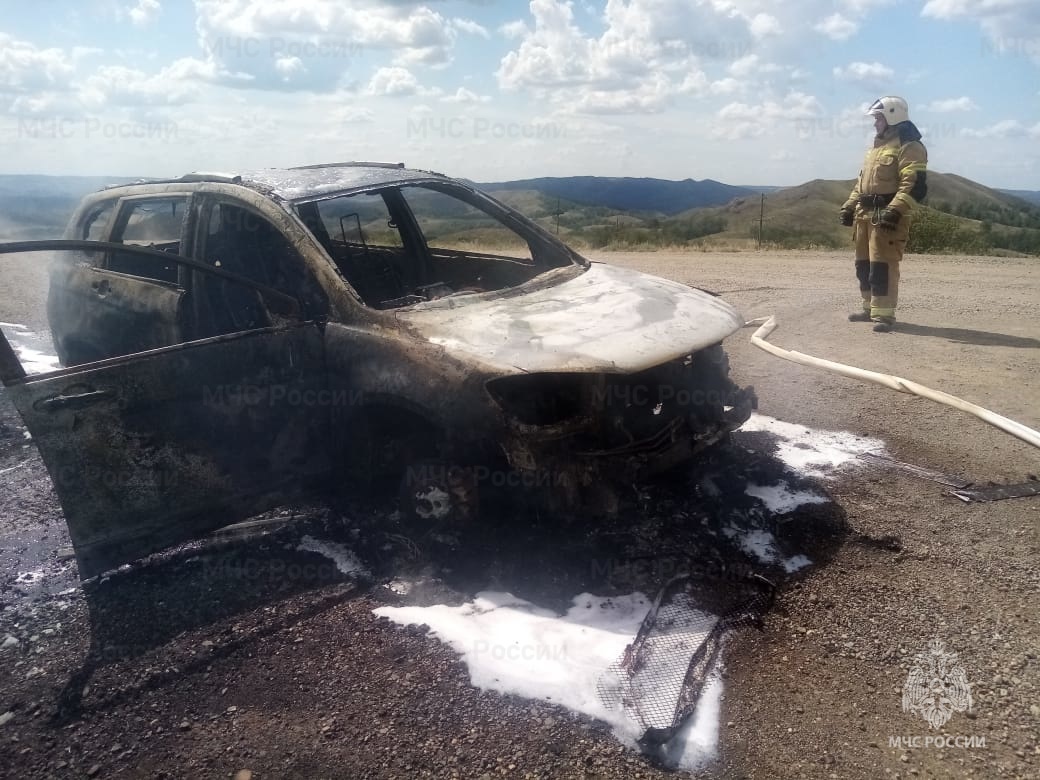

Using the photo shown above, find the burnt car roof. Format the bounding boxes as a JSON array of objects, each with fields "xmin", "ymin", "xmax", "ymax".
[
  {"xmin": 241, "ymin": 163, "xmax": 451, "ymax": 201},
  {"xmin": 104, "ymin": 162, "xmax": 451, "ymax": 203}
]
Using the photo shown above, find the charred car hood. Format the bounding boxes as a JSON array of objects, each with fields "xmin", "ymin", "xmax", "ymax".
[{"xmin": 395, "ymin": 262, "xmax": 745, "ymax": 373}]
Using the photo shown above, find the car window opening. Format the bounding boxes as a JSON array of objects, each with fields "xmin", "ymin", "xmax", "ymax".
[
  {"xmin": 297, "ymin": 184, "xmax": 574, "ymax": 309},
  {"xmin": 107, "ymin": 197, "xmax": 186, "ymax": 283},
  {"xmin": 192, "ymin": 202, "xmax": 328, "ymax": 337}
]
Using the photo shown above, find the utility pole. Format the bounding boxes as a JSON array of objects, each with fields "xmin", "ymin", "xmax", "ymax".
[{"xmin": 555, "ymin": 196, "xmax": 560, "ymax": 235}]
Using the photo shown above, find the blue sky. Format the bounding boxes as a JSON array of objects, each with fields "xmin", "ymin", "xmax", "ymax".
[{"xmin": 1, "ymin": 0, "xmax": 1038, "ymax": 189}]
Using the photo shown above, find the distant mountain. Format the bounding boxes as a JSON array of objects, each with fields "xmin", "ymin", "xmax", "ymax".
[
  {"xmin": 1000, "ymin": 189, "xmax": 1040, "ymax": 206},
  {"xmin": 478, "ymin": 176, "xmax": 755, "ymax": 215},
  {"xmin": 692, "ymin": 172, "xmax": 1037, "ymax": 224},
  {"xmin": 737, "ymin": 185, "xmax": 785, "ymax": 194},
  {"xmin": 0, "ymin": 174, "xmax": 142, "ymax": 198},
  {"xmin": 663, "ymin": 171, "xmax": 1040, "ymax": 254},
  {"xmin": 0, "ymin": 174, "xmax": 141, "ymax": 239}
]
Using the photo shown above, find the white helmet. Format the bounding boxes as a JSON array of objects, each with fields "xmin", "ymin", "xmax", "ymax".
[{"xmin": 866, "ymin": 96, "xmax": 910, "ymax": 125}]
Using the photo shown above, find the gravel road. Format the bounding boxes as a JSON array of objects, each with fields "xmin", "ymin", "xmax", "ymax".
[
  {"xmin": 604, "ymin": 250, "xmax": 1040, "ymax": 779},
  {"xmin": 1, "ymin": 249, "xmax": 1037, "ymax": 779}
]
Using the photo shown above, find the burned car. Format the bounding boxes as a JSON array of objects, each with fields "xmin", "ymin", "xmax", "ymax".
[{"xmin": 0, "ymin": 162, "xmax": 754, "ymax": 579}]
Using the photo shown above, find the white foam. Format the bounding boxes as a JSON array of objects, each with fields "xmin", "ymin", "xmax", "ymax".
[
  {"xmin": 13, "ymin": 570, "xmax": 47, "ymax": 585},
  {"xmin": 375, "ymin": 591, "xmax": 724, "ymax": 770},
  {"xmin": 656, "ymin": 674, "xmax": 723, "ymax": 767},
  {"xmin": 296, "ymin": 535, "xmax": 370, "ymax": 579},
  {"xmin": 733, "ymin": 528, "xmax": 778, "ymax": 563},
  {"xmin": 745, "ymin": 482, "xmax": 828, "ymax": 513},
  {"xmin": 739, "ymin": 413, "xmax": 884, "ymax": 477},
  {"xmin": 783, "ymin": 555, "xmax": 812, "ymax": 573},
  {"xmin": 2, "ymin": 323, "xmax": 61, "ymax": 374},
  {"xmin": 722, "ymin": 525, "xmax": 813, "ymax": 574},
  {"xmin": 12, "ymin": 345, "xmax": 61, "ymax": 375}
]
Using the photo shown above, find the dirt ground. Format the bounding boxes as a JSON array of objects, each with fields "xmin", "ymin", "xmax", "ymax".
[
  {"xmin": 1, "ymin": 249, "xmax": 1038, "ymax": 779},
  {"xmin": 601, "ymin": 250, "xmax": 1040, "ymax": 779}
]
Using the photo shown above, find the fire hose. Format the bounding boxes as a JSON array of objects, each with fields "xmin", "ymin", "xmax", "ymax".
[{"xmin": 745, "ymin": 316, "xmax": 1040, "ymax": 451}]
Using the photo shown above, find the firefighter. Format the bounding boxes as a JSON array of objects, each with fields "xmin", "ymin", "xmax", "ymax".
[{"xmin": 839, "ymin": 96, "xmax": 928, "ymax": 332}]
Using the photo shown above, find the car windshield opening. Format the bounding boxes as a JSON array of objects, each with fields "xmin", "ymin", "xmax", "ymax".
[{"xmin": 295, "ymin": 184, "xmax": 576, "ymax": 309}]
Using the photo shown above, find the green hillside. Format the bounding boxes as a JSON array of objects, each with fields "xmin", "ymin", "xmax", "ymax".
[{"xmin": 526, "ymin": 172, "xmax": 1040, "ymax": 255}]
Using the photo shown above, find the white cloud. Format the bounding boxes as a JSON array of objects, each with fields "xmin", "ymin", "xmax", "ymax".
[
  {"xmin": 678, "ymin": 70, "xmax": 709, "ymax": 95},
  {"xmin": 922, "ymin": 96, "xmax": 979, "ymax": 112},
  {"xmin": 729, "ymin": 54, "xmax": 760, "ymax": 78},
  {"xmin": 452, "ymin": 18, "xmax": 490, "ymax": 39},
  {"xmin": 923, "ymin": 1, "xmax": 1040, "ymax": 52},
  {"xmin": 815, "ymin": 13, "xmax": 858, "ymax": 40},
  {"xmin": 442, "ymin": 87, "xmax": 489, "ymax": 104},
  {"xmin": 496, "ymin": 0, "xmax": 597, "ymax": 91},
  {"xmin": 7, "ymin": 94, "xmax": 68, "ymax": 115},
  {"xmin": 713, "ymin": 91, "xmax": 823, "ymax": 139},
  {"xmin": 366, "ymin": 66, "xmax": 439, "ymax": 98},
  {"xmin": 128, "ymin": 0, "xmax": 162, "ymax": 28},
  {"xmin": 3, "ymin": 0, "xmax": 1037, "ymax": 191},
  {"xmin": 79, "ymin": 59, "xmax": 214, "ymax": 107},
  {"xmin": 494, "ymin": 0, "xmax": 773, "ymax": 113},
  {"xmin": 0, "ymin": 34, "xmax": 77, "ymax": 93},
  {"xmin": 710, "ymin": 77, "xmax": 744, "ymax": 95},
  {"xmin": 499, "ymin": 20, "xmax": 529, "ymax": 40},
  {"xmin": 729, "ymin": 54, "xmax": 782, "ymax": 78},
  {"xmin": 749, "ymin": 13, "xmax": 782, "ymax": 38},
  {"xmin": 960, "ymin": 119, "xmax": 1040, "ymax": 138},
  {"xmin": 336, "ymin": 106, "xmax": 375, "ymax": 124},
  {"xmin": 493, "ymin": 0, "xmax": 896, "ymax": 116},
  {"xmin": 832, "ymin": 61, "xmax": 894, "ymax": 85},
  {"xmin": 922, "ymin": 0, "xmax": 1040, "ymax": 62},
  {"xmin": 193, "ymin": 0, "xmax": 457, "ymax": 91},
  {"xmin": 571, "ymin": 74, "xmax": 675, "ymax": 114},
  {"xmin": 366, "ymin": 66, "xmax": 419, "ymax": 97},
  {"xmin": 274, "ymin": 56, "xmax": 305, "ymax": 80}
]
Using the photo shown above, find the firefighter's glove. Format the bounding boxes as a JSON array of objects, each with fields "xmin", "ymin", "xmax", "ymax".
[
  {"xmin": 838, "ymin": 206, "xmax": 855, "ymax": 227},
  {"xmin": 878, "ymin": 208, "xmax": 901, "ymax": 231}
]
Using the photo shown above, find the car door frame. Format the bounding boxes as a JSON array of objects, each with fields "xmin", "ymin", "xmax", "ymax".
[
  {"xmin": 48, "ymin": 192, "xmax": 196, "ymax": 366},
  {"xmin": 0, "ymin": 240, "xmax": 329, "ymax": 580}
]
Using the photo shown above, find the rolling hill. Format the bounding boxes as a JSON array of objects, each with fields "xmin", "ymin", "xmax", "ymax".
[
  {"xmin": 477, "ymin": 172, "xmax": 1040, "ymax": 255},
  {"xmin": 0, "ymin": 174, "xmax": 141, "ymax": 239},
  {"xmin": 684, "ymin": 172, "xmax": 1040, "ymax": 252},
  {"xmin": 1000, "ymin": 189, "xmax": 1040, "ymax": 207},
  {"xmin": 538, "ymin": 171, "xmax": 1038, "ymax": 254},
  {"xmin": 478, "ymin": 176, "xmax": 754, "ymax": 214}
]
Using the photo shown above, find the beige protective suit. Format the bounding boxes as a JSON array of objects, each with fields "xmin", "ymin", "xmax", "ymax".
[{"xmin": 842, "ymin": 126, "xmax": 928, "ymax": 321}]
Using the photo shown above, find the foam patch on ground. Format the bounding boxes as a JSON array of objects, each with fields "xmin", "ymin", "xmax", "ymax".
[
  {"xmin": 295, "ymin": 535, "xmax": 370, "ymax": 579},
  {"xmin": 1, "ymin": 323, "xmax": 60, "ymax": 375},
  {"xmin": 745, "ymin": 482, "xmax": 829, "ymax": 513},
  {"xmin": 739, "ymin": 414, "xmax": 885, "ymax": 477},
  {"xmin": 721, "ymin": 526, "xmax": 812, "ymax": 573},
  {"xmin": 375, "ymin": 591, "xmax": 724, "ymax": 770}
]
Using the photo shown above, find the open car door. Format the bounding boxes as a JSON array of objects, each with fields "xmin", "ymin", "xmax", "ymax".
[{"xmin": 0, "ymin": 241, "xmax": 330, "ymax": 580}]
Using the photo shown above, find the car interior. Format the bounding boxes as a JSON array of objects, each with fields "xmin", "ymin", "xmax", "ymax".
[{"xmin": 296, "ymin": 184, "xmax": 571, "ymax": 309}]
